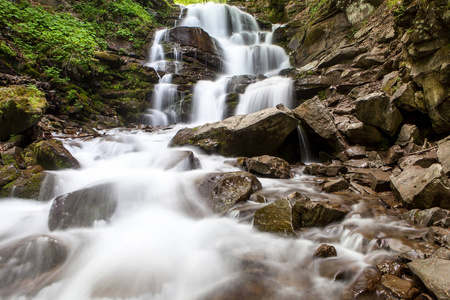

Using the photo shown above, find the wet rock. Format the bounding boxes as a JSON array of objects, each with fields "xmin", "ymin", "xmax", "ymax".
[
  {"xmin": 253, "ymin": 198, "xmax": 295, "ymax": 237},
  {"xmin": 342, "ymin": 267, "xmax": 381, "ymax": 300},
  {"xmin": 0, "ymin": 235, "xmax": 67, "ymax": 297},
  {"xmin": 399, "ymin": 153, "xmax": 438, "ymax": 170},
  {"xmin": 199, "ymin": 272, "xmax": 279, "ymax": 300},
  {"xmin": 239, "ymin": 155, "xmax": 291, "ymax": 179},
  {"xmin": 381, "ymin": 275, "xmax": 420, "ymax": 299},
  {"xmin": 324, "ymin": 177, "xmax": 349, "ymax": 193},
  {"xmin": 403, "ymin": 208, "xmax": 450, "ymax": 228},
  {"xmin": 391, "ymin": 164, "xmax": 450, "ymax": 209},
  {"xmin": 166, "ymin": 26, "xmax": 223, "ymax": 71},
  {"xmin": 355, "ymin": 92, "xmax": 403, "ymax": 137},
  {"xmin": 292, "ymin": 199, "xmax": 349, "ymax": 227},
  {"xmin": 48, "ymin": 182, "xmax": 118, "ymax": 231},
  {"xmin": 169, "ymin": 108, "xmax": 299, "ymax": 157},
  {"xmin": 313, "ymin": 244, "xmax": 337, "ymax": 258},
  {"xmin": 376, "ymin": 260, "xmax": 405, "ymax": 277},
  {"xmin": 293, "ymin": 97, "xmax": 345, "ymax": 152},
  {"xmin": 396, "ymin": 124, "xmax": 421, "ymax": 146},
  {"xmin": 31, "ymin": 140, "xmax": 80, "ymax": 170},
  {"xmin": 437, "ymin": 138, "xmax": 450, "ymax": 176},
  {"xmin": 0, "ymin": 172, "xmax": 52, "ymax": 200},
  {"xmin": 408, "ymin": 258, "xmax": 450, "ymax": 300},
  {"xmin": 345, "ymin": 122, "xmax": 388, "ymax": 147},
  {"xmin": 369, "ymin": 170, "xmax": 392, "ymax": 192},
  {"xmin": 0, "ymin": 85, "xmax": 48, "ymax": 141},
  {"xmin": 304, "ymin": 163, "xmax": 347, "ymax": 177},
  {"xmin": 426, "ymin": 226, "xmax": 450, "ymax": 248},
  {"xmin": 164, "ymin": 150, "xmax": 200, "ymax": 171},
  {"xmin": 197, "ymin": 171, "xmax": 262, "ymax": 214},
  {"xmin": 385, "ymin": 145, "xmax": 404, "ymax": 165},
  {"xmin": 432, "ymin": 247, "xmax": 450, "ymax": 260},
  {"xmin": 0, "ymin": 164, "xmax": 20, "ymax": 187},
  {"xmin": 345, "ymin": 146, "xmax": 366, "ymax": 159}
]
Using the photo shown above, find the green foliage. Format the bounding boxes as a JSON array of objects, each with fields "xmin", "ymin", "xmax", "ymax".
[
  {"xmin": 0, "ymin": 42, "xmax": 16, "ymax": 57},
  {"xmin": 43, "ymin": 66, "xmax": 70, "ymax": 85},
  {"xmin": 72, "ymin": 0, "xmax": 157, "ymax": 44},
  {"xmin": 0, "ymin": 0, "xmax": 100, "ymax": 70},
  {"xmin": 309, "ymin": 0, "xmax": 329, "ymax": 20},
  {"xmin": 387, "ymin": 0, "xmax": 406, "ymax": 16}
]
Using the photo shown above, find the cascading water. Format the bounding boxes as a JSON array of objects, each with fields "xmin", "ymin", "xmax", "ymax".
[{"xmin": 0, "ymin": 3, "xmax": 424, "ymax": 300}]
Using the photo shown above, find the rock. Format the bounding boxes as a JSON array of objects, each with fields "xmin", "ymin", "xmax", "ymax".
[
  {"xmin": 304, "ymin": 164, "xmax": 347, "ymax": 177},
  {"xmin": 398, "ymin": 153, "xmax": 438, "ymax": 170},
  {"xmin": 0, "ymin": 164, "xmax": 20, "ymax": 187},
  {"xmin": 0, "ymin": 235, "xmax": 67, "ymax": 296},
  {"xmin": 324, "ymin": 177, "xmax": 349, "ymax": 193},
  {"xmin": 253, "ymin": 198, "xmax": 295, "ymax": 237},
  {"xmin": 169, "ymin": 108, "xmax": 299, "ymax": 157},
  {"xmin": 48, "ymin": 183, "xmax": 118, "ymax": 231},
  {"xmin": 164, "ymin": 150, "xmax": 200, "ymax": 171},
  {"xmin": 342, "ymin": 267, "xmax": 381, "ymax": 300},
  {"xmin": 437, "ymin": 138, "xmax": 450, "ymax": 176},
  {"xmin": 381, "ymin": 275, "xmax": 420, "ymax": 299},
  {"xmin": 376, "ymin": 260, "xmax": 404, "ymax": 277},
  {"xmin": 292, "ymin": 199, "xmax": 349, "ymax": 227},
  {"xmin": 166, "ymin": 26, "xmax": 223, "ymax": 71},
  {"xmin": 385, "ymin": 145, "xmax": 404, "ymax": 165},
  {"xmin": 313, "ymin": 244, "xmax": 337, "ymax": 258},
  {"xmin": 369, "ymin": 170, "xmax": 392, "ymax": 192},
  {"xmin": 403, "ymin": 208, "xmax": 450, "ymax": 228},
  {"xmin": 355, "ymin": 92, "xmax": 403, "ymax": 137},
  {"xmin": 345, "ymin": 122, "xmax": 388, "ymax": 147},
  {"xmin": 0, "ymin": 172, "xmax": 52, "ymax": 200},
  {"xmin": 94, "ymin": 51, "xmax": 123, "ymax": 68},
  {"xmin": 293, "ymin": 97, "xmax": 337, "ymax": 140},
  {"xmin": 426, "ymin": 226, "xmax": 450, "ymax": 248},
  {"xmin": 382, "ymin": 71, "xmax": 400, "ymax": 96},
  {"xmin": 0, "ymin": 85, "xmax": 48, "ymax": 141},
  {"xmin": 408, "ymin": 258, "xmax": 450, "ymax": 300},
  {"xmin": 396, "ymin": 124, "xmax": 421, "ymax": 146},
  {"xmin": 31, "ymin": 140, "xmax": 80, "ymax": 170},
  {"xmin": 345, "ymin": 146, "xmax": 366, "ymax": 159},
  {"xmin": 317, "ymin": 46, "xmax": 364, "ymax": 68},
  {"xmin": 392, "ymin": 82, "xmax": 427, "ymax": 113},
  {"xmin": 352, "ymin": 54, "xmax": 384, "ymax": 69},
  {"xmin": 197, "ymin": 171, "xmax": 262, "ymax": 214},
  {"xmin": 239, "ymin": 155, "xmax": 291, "ymax": 179},
  {"xmin": 391, "ymin": 164, "xmax": 450, "ymax": 209}
]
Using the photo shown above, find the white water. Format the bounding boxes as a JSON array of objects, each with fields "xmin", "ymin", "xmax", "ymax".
[{"xmin": 0, "ymin": 126, "xmax": 423, "ymax": 299}]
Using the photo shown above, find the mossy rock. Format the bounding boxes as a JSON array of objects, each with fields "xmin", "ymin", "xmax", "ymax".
[
  {"xmin": 0, "ymin": 85, "xmax": 47, "ymax": 141},
  {"xmin": 0, "ymin": 172, "xmax": 51, "ymax": 200},
  {"xmin": 31, "ymin": 140, "xmax": 80, "ymax": 170},
  {"xmin": 0, "ymin": 164, "xmax": 20, "ymax": 188},
  {"xmin": 253, "ymin": 198, "xmax": 295, "ymax": 237}
]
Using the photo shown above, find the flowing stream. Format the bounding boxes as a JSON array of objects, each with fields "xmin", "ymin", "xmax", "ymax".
[{"xmin": 0, "ymin": 3, "xmax": 426, "ymax": 300}]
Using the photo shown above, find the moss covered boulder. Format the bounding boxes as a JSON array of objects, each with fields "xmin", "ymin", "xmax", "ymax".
[
  {"xmin": 253, "ymin": 198, "xmax": 295, "ymax": 237},
  {"xmin": 31, "ymin": 140, "xmax": 80, "ymax": 170},
  {"xmin": 0, "ymin": 172, "xmax": 52, "ymax": 200},
  {"xmin": 0, "ymin": 85, "xmax": 48, "ymax": 141}
]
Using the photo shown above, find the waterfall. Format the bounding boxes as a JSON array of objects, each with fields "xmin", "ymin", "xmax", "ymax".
[{"xmin": 297, "ymin": 126, "xmax": 313, "ymax": 163}]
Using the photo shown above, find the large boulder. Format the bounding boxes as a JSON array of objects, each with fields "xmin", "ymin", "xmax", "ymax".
[
  {"xmin": 31, "ymin": 140, "xmax": 80, "ymax": 170},
  {"xmin": 238, "ymin": 155, "xmax": 291, "ymax": 179},
  {"xmin": 355, "ymin": 92, "xmax": 403, "ymax": 137},
  {"xmin": 408, "ymin": 258, "xmax": 450, "ymax": 300},
  {"xmin": 391, "ymin": 164, "xmax": 450, "ymax": 209},
  {"xmin": 166, "ymin": 26, "xmax": 223, "ymax": 71},
  {"xmin": 169, "ymin": 107, "xmax": 299, "ymax": 157},
  {"xmin": 0, "ymin": 235, "xmax": 67, "ymax": 297},
  {"xmin": 404, "ymin": 207, "xmax": 450, "ymax": 228},
  {"xmin": 48, "ymin": 183, "xmax": 118, "ymax": 231},
  {"xmin": 197, "ymin": 171, "xmax": 262, "ymax": 214},
  {"xmin": 293, "ymin": 97, "xmax": 345, "ymax": 152},
  {"xmin": 0, "ymin": 85, "xmax": 48, "ymax": 141},
  {"xmin": 253, "ymin": 198, "xmax": 295, "ymax": 237},
  {"xmin": 345, "ymin": 122, "xmax": 388, "ymax": 147},
  {"xmin": 0, "ymin": 172, "xmax": 52, "ymax": 200}
]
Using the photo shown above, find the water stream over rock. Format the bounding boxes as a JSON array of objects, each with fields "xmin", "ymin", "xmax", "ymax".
[{"xmin": 0, "ymin": 3, "xmax": 431, "ymax": 300}]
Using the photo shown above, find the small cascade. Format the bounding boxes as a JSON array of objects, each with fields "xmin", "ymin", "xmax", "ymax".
[
  {"xmin": 192, "ymin": 77, "xmax": 230, "ymax": 123},
  {"xmin": 147, "ymin": 29, "xmax": 168, "ymax": 72},
  {"xmin": 235, "ymin": 76, "xmax": 293, "ymax": 115},
  {"xmin": 297, "ymin": 125, "xmax": 313, "ymax": 163}
]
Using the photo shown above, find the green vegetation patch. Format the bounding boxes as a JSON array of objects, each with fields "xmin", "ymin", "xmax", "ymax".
[{"xmin": 0, "ymin": 0, "xmax": 100, "ymax": 70}]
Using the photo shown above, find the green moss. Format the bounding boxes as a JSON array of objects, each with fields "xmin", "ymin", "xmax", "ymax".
[
  {"xmin": 0, "ymin": 85, "xmax": 46, "ymax": 113},
  {"xmin": 0, "ymin": 42, "xmax": 16, "ymax": 57}
]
